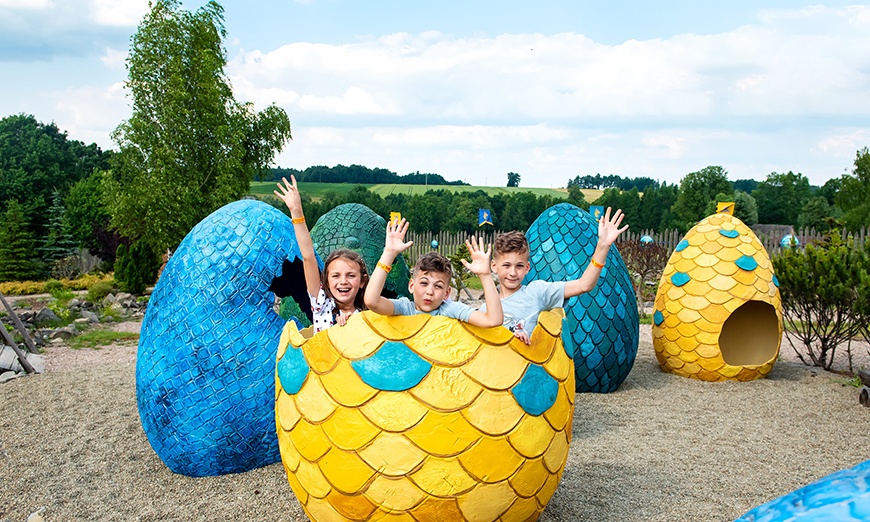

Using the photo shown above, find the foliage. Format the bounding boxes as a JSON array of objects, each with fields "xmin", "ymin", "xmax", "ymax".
[
  {"xmin": 0, "ymin": 199, "xmax": 41, "ymax": 281},
  {"xmin": 752, "ymin": 171, "xmax": 812, "ymax": 226},
  {"xmin": 269, "ymin": 164, "xmax": 469, "ymax": 186},
  {"xmin": 61, "ymin": 273, "xmax": 114, "ymax": 291},
  {"xmin": 0, "ymin": 273, "xmax": 113, "ymax": 295},
  {"xmin": 39, "ymin": 187, "xmax": 78, "ymax": 273},
  {"xmin": 797, "ymin": 196, "xmax": 838, "ymax": 232},
  {"xmin": 68, "ymin": 330, "xmax": 140, "ymax": 350},
  {"xmin": 506, "ymin": 172, "xmax": 521, "ymax": 187},
  {"xmin": 0, "ymin": 280, "xmax": 46, "ymax": 295},
  {"xmin": 114, "ymin": 241, "xmax": 162, "ymax": 294},
  {"xmin": 618, "ymin": 239, "xmax": 670, "ymax": 317},
  {"xmin": 593, "ymin": 188, "xmax": 641, "ymax": 228},
  {"xmin": 732, "ymin": 179, "xmax": 759, "ymax": 194},
  {"xmin": 105, "ymin": 0, "xmax": 292, "ymax": 251},
  {"xmin": 448, "ymin": 243, "xmax": 474, "ymax": 293},
  {"xmin": 278, "ymin": 297, "xmax": 312, "ymax": 328},
  {"xmin": 835, "ymin": 147, "xmax": 870, "ymax": 232},
  {"xmin": 86, "ymin": 281, "xmax": 116, "ymax": 304},
  {"xmin": 772, "ymin": 233, "xmax": 870, "ymax": 371},
  {"xmin": 703, "ymin": 190, "xmax": 758, "ymax": 226},
  {"xmin": 66, "ymin": 170, "xmax": 121, "ymax": 262},
  {"xmin": 636, "ymin": 182, "xmax": 679, "ymax": 231},
  {"xmin": 0, "ymin": 114, "xmax": 110, "ymax": 243},
  {"xmin": 671, "ymin": 166, "xmax": 732, "ymax": 231}
]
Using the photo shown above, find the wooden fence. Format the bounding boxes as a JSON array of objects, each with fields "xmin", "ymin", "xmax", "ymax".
[{"xmin": 406, "ymin": 226, "xmax": 870, "ymax": 264}]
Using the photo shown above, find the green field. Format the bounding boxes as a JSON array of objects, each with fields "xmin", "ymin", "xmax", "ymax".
[{"xmin": 250, "ymin": 181, "xmax": 600, "ymax": 202}]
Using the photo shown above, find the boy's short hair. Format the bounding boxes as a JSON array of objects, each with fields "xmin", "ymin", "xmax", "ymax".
[
  {"xmin": 414, "ymin": 252, "xmax": 452, "ymax": 279},
  {"xmin": 493, "ymin": 231, "xmax": 530, "ymax": 259}
]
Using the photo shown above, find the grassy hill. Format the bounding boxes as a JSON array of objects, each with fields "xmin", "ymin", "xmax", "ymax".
[{"xmin": 250, "ymin": 181, "xmax": 601, "ymax": 202}]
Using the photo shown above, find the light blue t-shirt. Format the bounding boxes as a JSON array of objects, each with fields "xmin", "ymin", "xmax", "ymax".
[
  {"xmin": 481, "ymin": 280, "xmax": 566, "ymax": 334},
  {"xmin": 389, "ymin": 297, "xmax": 474, "ymax": 322}
]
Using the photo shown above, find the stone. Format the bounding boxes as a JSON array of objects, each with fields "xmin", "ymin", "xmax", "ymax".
[
  {"xmin": 102, "ymin": 293, "xmax": 118, "ymax": 307},
  {"xmin": 69, "ymin": 298, "xmax": 82, "ymax": 308},
  {"xmin": 74, "ymin": 318, "xmax": 90, "ymax": 326},
  {"xmin": 115, "ymin": 292, "xmax": 135, "ymax": 306},
  {"xmin": 49, "ymin": 329, "xmax": 74, "ymax": 341},
  {"xmin": 34, "ymin": 308, "xmax": 61, "ymax": 327},
  {"xmin": 80, "ymin": 310, "xmax": 100, "ymax": 323}
]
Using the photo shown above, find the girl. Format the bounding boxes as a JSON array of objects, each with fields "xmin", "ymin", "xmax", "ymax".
[{"xmin": 274, "ymin": 176, "xmax": 369, "ymax": 332}]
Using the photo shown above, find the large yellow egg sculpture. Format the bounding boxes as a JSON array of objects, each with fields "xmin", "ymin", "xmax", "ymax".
[
  {"xmin": 275, "ymin": 310, "xmax": 575, "ymax": 522},
  {"xmin": 652, "ymin": 213, "xmax": 782, "ymax": 381}
]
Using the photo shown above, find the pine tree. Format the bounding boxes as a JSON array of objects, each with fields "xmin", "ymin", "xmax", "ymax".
[
  {"xmin": 39, "ymin": 188, "xmax": 79, "ymax": 271},
  {"xmin": 0, "ymin": 200, "xmax": 41, "ymax": 281}
]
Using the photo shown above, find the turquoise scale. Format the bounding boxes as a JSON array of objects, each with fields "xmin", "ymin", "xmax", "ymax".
[
  {"xmin": 277, "ymin": 346, "xmax": 310, "ymax": 395},
  {"xmin": 736, "ymin": 255, "xmax": 759, "ymax": 271},
  {"xmin": 511, "ymin": 364, "xmax": 559, "ymax": 416},
  {"xmin": 526, "ymin": 203, "xmax": 639, "ymax": 393},
  {"xmin": 350, "ymin": 341, "xmax": 432, "ymax": 391}
]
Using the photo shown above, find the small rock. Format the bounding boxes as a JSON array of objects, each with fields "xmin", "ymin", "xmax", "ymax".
[
  {"xmin": 69, "ymin": 298, "xmax": 82, "ymax": 308},
  {"xmin": 74, "ymin": 317, "xmax": 90, "ymax": 326},
  {"xmin": 0, "ymin": 370, "xmax": 26, "ymax": 383},
  {"xmin": 81, "ymin": 310, "xmax": 100, "ymax": 323},
  {"xmin": 115, "ymin": 292, "xmax": 135, "ymax": 306},
  {"xmin": 102, "ymin": 293, "xmax": 118, "ymax": 307},
  {"xmin": 49, "ymin": 329, "xmax": 74, "ymax": 341},
  {"xmin": 103, "ymin": 315, "xmax": 115, "ymax": 323},
  {"xmin": 50, "ymin": 338, "xmax": 65, "ymax": 344},
  {"xmin": 34, "ymin": 308, "xmax": 61, "ymax": 326}
]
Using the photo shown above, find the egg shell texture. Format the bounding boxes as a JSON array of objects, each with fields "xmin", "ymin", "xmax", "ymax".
[
  {"xmin": 137, "ymin": 200, "xmax": 301, "ymax": 476},
  {"xmin": 275, "ymin": 311, "xmax": 575, "ymax": 522},
  {"xmin": 652, "ymin": 213, "xmax": 782, "ymax": 381},
  {"xmin": 526, "ymin": 203, "xmax": 639, "ymax": 393}
]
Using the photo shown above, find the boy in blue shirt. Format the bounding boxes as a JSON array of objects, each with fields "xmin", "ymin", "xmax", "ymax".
[
  {"xmin": 485, "ymin": 207, "xmax": 628, "ymax": 344},
  {"xmin": 365, "ymin": 217, "xmax": 504, "ymax": 328}
]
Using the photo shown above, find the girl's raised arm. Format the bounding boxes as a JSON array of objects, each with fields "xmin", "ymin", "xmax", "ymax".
[{"xmin": 275, "ymin": 176, "xmax": 321, "ymax": 296}]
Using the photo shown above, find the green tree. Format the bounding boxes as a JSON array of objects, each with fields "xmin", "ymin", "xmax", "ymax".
[
  {"xmin": 114, "ymin": 240, "xmax": 162, "ymax": 294},
  {"xmin": 835, "ymin": 147, "xmax": 870, "ymax": 231},
  {"xmin": 752, "ymin": 171, "xmax": 811, "ymax": 226},
  {"xmin": 0, "ymin": 200, "xmax": 41, "ymax": 281},
  {"xmin": 671, "ymin": 166, "xmax": 732, "ymax": 231},
  {"xmin": 0, "ymin": 114, "xmax": 109, "ymax": 241},
  {"xmin": 637, "ymin": 182, "xmax": 679, "ymax": 231},
  {"xmin": 507, "ymin": 172, "xmax": 521, "ymax": 187},
  {"xmin": 798, "ymin": 196, "xmax": 836, "ymax": 232},
  {"xmin": 39, "ymin": 187, "xmax": 79, "ymax": 270},
  {"xmin": 704, "ymin": 190, "xmax": 758, "ymax": 226},
  {"xmin": 66, "ymin": 170, "xmax": 123, "ymax": 262},
  {"xmin": 593, "ymin": 188, "xmax": 641, "ymax": 228},
  {"xmin": 105, "ymin": 0, "xmax": 292, "ymax": 251}
]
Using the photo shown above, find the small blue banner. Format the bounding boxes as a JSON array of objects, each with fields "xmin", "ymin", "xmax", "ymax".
[{"xmin": 478, "ymin": 208, "xmax": 493, "ymax": 227}]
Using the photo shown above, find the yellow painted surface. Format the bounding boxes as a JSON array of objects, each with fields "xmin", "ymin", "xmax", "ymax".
[
  {"xmin": 458, "ymin": 437, "xmax": 525, "ymax": 483},
  {"xmin": 410, "ymin": 366, "xmax": 482, "ymax": 412},
  {"xmin": 358, "ymin": 392, "xmax": 429, "ymax": 432},
  {"xmin": 320, "ymin": 407, "xmax": 380, "ymax": 451},
  {"xmin": 461, "ymin": 344, "xmax": 529, "ymax": 391},
  {"xmin": 358, "ymin": 432, "xmax": 427, "ymax": 476},
  {"xmin": 318, "ymin": 448, "xmax": 377, "ymax": 494},
  {"xmin": 319, "ymin": 359, "xmax": 379, "ymax": 407},
  {"xmin": 457, "ymin": 481, "xmax": 516, "ymax": 522},
  {"xmin": 461, "ymin": 389, "xmax": 526, "ymax": 436}
]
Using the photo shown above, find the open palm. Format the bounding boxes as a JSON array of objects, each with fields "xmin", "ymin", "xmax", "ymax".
[{"xmin": 599, "ymin": 207, "xmax": 629, "ymax": 246}]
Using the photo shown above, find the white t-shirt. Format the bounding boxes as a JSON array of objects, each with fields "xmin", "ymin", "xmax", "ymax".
[
  {"xmin": 309, "ymin": 287, "xmax": 360, "ymax": 333},
  {"xmin": 480, "ymin": 280, "xmax": 566, "ymax": 334}
]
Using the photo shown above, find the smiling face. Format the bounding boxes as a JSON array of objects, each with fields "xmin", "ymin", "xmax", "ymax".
[
  {"xmin": 325, "ymin": 257, "xmax": 364, "ymax": 311},
  {"xmin": 492, "ymin": 251, "xmax": 531, "ymax": 297},
  {"xmin": 408, "ymin": 270, "xmax": 451, "ymax": 312}
]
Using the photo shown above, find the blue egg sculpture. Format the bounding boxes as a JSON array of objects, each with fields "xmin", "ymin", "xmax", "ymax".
[
  {"xmin": 526, "ymin": 203, "xmax": 639, "ymax": 393},
  {"xmin": 137, "ymin": 199, "xmax": 314, "ymax": 476},
  {"xmin": 431, "ymin": 239, "xmax": 439, "ymax": 249},
  {"xmin": 780, "ymin": 234, "xmax": 799, "ymax": 249},
  {"xmin": 640, "ymin": 235, "xmax": 654, "ymax": 246},
  {"xmin": 736, "ymin": 459, "xmax": 870, "ymax": 521}
]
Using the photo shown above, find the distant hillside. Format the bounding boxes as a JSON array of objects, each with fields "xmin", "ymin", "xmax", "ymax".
[
  {"xmin": 263, "ymin": 165, "xmax": 469, "ymax": 186},
  {"xmin": 249, "ymin": 181, "xmax": 600, "ymax": 202}
]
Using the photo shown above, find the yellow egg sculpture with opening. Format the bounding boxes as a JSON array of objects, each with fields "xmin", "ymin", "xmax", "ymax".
[
  {"xmin": 275, "ymin": 310, "xmax": 575, "ymax": 522},
  {"xmin": 652, "ymin": 213, "xmax": 782, "ymax": 381}
]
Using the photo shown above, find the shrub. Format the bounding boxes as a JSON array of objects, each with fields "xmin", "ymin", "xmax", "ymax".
[
  {"xmin": 114, "ymin": 241, "xmax": 161, "ymax": 294},
  {"xmin": 44, "ymin": 279, "xmax": 64, "ymax": 295},
  {"xmin": 0, "ymin": 280, "xmax": 46, "ymax": 295},
  {"xmin": 86, "ymin": 281, "xmax": 116, "ymax": 304},
  {"xmin": 772, "ymin": 232, "xmax": 870, "ymax": 371}
]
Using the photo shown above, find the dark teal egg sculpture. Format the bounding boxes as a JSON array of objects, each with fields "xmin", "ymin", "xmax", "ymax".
[
  {"xmin": 137, "ymin": 199, "xmax": 313, "ymax": 476},
  {"xmin": 525, "ymin": 203, "xmax": 639, "ymax": 393},
  {"xmin": 736, "ymin": 459, "xmax": 870, "ymax": 521}
]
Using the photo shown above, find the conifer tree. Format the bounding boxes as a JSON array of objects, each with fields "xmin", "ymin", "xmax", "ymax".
[
  {"xmin": 0, "ymin": 199, "xmax": 41, "ymax": 281},
  {"xmin": 39, "ymin": 188, "xmax": 79, "ymax": 271}
]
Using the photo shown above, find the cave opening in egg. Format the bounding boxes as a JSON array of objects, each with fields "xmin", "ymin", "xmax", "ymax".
[{"xmin": 718, "ymin": 301, "xmax": 780, "ymax": 366}]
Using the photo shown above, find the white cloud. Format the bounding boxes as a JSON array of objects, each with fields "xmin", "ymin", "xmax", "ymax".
[
  {"xmin": 100, "ymin": 47, "xmax": 126, "ymax": 69},
  {"xmin": 0, "ymin": 0, "xmax": 53, "ymax": 8},
  {"xmin": 88, "ymin": 0, "xmax": 148, "ymax": 26},
  {"xmin": 53, "ymin": 82, "xmax": 129, "ymax": 148}
]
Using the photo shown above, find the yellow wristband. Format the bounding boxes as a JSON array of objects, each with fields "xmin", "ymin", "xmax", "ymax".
[
  {"xmin": 590, "ymin": 257, "xmax": 605, "ymax": 268},
  {"xmin": 291, "ymin": 216, "xmax": 305, "ymax": 225},
  {"xmin": 377, "ymin": 262, "xmax": 392, "ymax": 273}
]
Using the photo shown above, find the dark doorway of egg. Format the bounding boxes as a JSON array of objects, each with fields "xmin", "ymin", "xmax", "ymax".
[{"xmin": 718, "ymin": 301, "xmax": 780, "ymax": 366}]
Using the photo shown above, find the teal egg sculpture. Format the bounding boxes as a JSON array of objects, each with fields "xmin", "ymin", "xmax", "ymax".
[{"xmin": 525, "ymin": 203, "xmax": 639, "ymax": 392}]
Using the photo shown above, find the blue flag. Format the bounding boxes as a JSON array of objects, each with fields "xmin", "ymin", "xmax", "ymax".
[
  {"xmin": 589, "ymin": 206, "xmax": 605, "ymax": 221},
  {"xmin": 478, "ymin": 208, "xmax": 493, "ymax": 227}
]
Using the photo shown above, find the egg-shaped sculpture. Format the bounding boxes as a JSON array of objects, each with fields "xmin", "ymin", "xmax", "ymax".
[
  {"xmin": 780, "ymin": 234, "xmax": 800, "ymax": 249},
  {"xmin": 526, "ymin": 203, "xmax": 639, "ymax": 393},
  {"xmin": 736, "ymin": 459, "xmax": 870, "ymax": 521},
  {"xmin": 275, "ymin": 310, "xmax": 575, "ymax": 522},
  {"xmin": 310, "ymin": 203, "xmax": 411, "ymax": 299},
  {"xmin": 138, "ymin": 199, "xmax": 312, "ymax": 476},
  {"xmin": 652, "ymin": 213, "xmax": 782, "ymax": 381}
]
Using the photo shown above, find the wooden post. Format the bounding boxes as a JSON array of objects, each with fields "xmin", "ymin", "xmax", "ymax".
[
  {"xmin": 0, "ymin": 320, "xmax": 36, "ymax": 374},
  {"xmin": 0, "ymin": 291, "xmax": 39, "ymax": 354}
]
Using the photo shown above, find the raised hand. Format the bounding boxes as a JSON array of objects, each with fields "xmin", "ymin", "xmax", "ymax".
[
  {"xmin": 273, "ymin": 176, "xmax": 302, "ymax": 215},
  {"xmin": 384, "ymin": 217, "xmax": 413, "ymax": 255},
  {"xmin": 461, "ymin": 236, "xmax": 492, "ymax": 276},
  {"xmin": 599, "ymin": 207, "xmax": 629, "ymax": 247}
]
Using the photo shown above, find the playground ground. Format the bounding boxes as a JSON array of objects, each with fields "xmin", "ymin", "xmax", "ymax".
[{"xmin": 1, "ymin": 321, "xmax": 867, "ymax": 522}]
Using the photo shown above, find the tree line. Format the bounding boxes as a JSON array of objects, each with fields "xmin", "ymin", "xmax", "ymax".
[{"xmin": 265, "ymin": 165, "xmax": 469, "ymax": 186}]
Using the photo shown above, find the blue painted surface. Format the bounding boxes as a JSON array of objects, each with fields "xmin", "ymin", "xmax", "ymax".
[
  {"xmin": 773, "ymin": 274, "xmax": 780, "ymax": 287},
  {"xmin": 671, "ymin": 272, "xmax": 691, "ymax": 287},
  {"xmin": 137, "ymin": 200, "xmax": 305, "ymax": 477},
  {"xmin": 675, "ymin": 239, "xmax": 689, "ymax": 252},
  {"xmin": 511, "ymin": 364, "xmax": 559, "ymax": 416},
  {"xmin": 736, "ymin": 459, "xmax": 870, "ymax": 521},
  {"xmin": 654, "ymin": 310, "xmax": 664, "ymax": 326},
  {"xmin": 526, "ymin": 203, "xmax": 639, "ymax": 393},
  {"xmin": 736, "ymin": 255, "xmax": 759, "ymax": 271},
  {"xmin": 719, "ymin": 229, "xmax": 740, "ymax": 238},
  {"xmin": 277, "ymin": 346, "xmax": 310, "ymax": 395},
  {"xmin": 351, "ymin": 341, "xmax": 432, "ymax": 391}
]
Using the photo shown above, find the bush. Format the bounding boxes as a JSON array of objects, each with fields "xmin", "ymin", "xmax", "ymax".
[
  {"xmin": 772, "ymin": 232, "xmax": 870, "ymax": 371},
  {"xmin": 86, "ymin": 281, "xmax": 116, "ymax": 304},
  {"xmin": 44, "ymin": 279, "xmax": 64, "ymax": 295},
  {"xmin": 114, "ymin": 241, "xmax": 161, "ymax": 294},
  {"xmin": 0, "ymin": 280, "xmax": 47, "ymax": 295}
]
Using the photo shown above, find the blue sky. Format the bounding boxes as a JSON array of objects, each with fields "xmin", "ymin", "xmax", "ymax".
[{"xmin": 1, "ymin": 1, "xmax": 869, "ymax": 188}]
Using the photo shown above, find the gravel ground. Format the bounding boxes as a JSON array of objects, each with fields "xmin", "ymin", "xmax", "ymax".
[{"xmin": 1, "ymin": 322, "xmax": 868, "ymax": 522}]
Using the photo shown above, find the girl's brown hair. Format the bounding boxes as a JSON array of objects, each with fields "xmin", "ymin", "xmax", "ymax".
[{"xmin": 321, "ymin": 249, "xmax": 369, "ymax": 312}]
